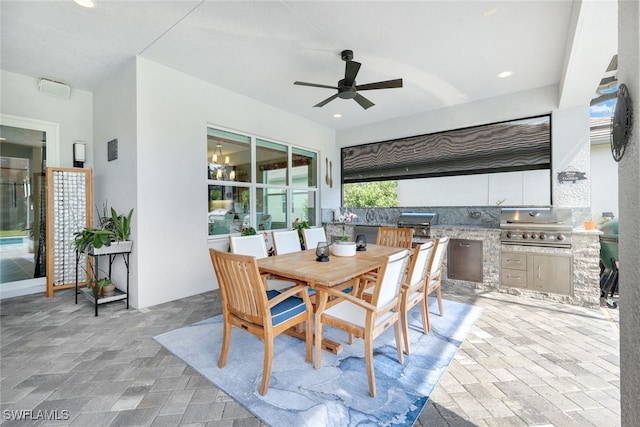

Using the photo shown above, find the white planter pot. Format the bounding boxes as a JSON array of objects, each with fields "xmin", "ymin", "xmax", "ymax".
[
  {"xmin": 89, "ymin": 240, "xmax": 133, "ymax": 255},
  {"xmin": 331, "ymin": 242, "xmax": 356, "ymax": 257}
]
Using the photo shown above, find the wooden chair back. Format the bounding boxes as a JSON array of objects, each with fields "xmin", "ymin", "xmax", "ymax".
[
  {"xmin": 428, "ymin": 236, "xmax": 450, "ymax": 285},
  {"xmin": 302, "ymin": 227, "xmax": 327, "ymax": 250},
  {"xmin": 400, "ymin": 241, "xmax": 434, "ymax": 354},
  {"xmin": 211, "ymin": 249, "xmax": 269, "ymax": 325},
  {"xmin": 376, "ymin": 226, "xmax": 414, "ymax": 249},
  {"xmin": 369, "ymin": 249, "xmax": 410, "ymax": 310},
  {"xmin": 272, "ymin": 230, "xmax": 302, "ymax": 255},
  {"xmin": 229, "ymin": 234, "xmax": 268, "ymax": 258}
]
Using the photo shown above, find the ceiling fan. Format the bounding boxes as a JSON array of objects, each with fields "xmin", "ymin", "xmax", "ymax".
[{"xmin": 294, "ymin": 50, "xmax": 403, "ymax": 110}]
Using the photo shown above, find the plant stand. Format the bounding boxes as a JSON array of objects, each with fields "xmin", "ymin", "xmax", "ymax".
[{"xmin": 75, "ymin": 242, "xmax": 132, "ymax": 316}]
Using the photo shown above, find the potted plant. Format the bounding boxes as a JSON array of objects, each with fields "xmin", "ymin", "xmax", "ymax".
[
  {"xmin": 73, "ymin": 227, "xmax": 115, "ymax": 254},
  {"xmin": 331, "ymin": 235, "xmax": 357, "ymax": 257},
  {"xmin": 88, "ymin": 276, "xmax": 116, "ymax": 298},
  {"xmin": 293, "ymin": 218, "xmax": 310, "ymax": 248},
  {"xmin": 584, "ymin": 215, "xmax": 596, "ymax": 231},
  {"xmin": 72, "ymin": 206, "xmax": 134, "ymax": 255},
  {"xmin": 110, "ymin": 207, "xmax": 133, "ymax": 241}
]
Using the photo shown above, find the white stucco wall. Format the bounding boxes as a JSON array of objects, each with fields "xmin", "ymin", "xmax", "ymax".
[
  {"xmin": 590, "ymin": 143, "xmax": 619, "ymax": 222},
  {"xmin": 1, "ymin": 70, "xmax": 93, "ymax": 169},
  {"xmin": 551, "ymin": 104, "xmax": 591, "ymax": 210},
  {"xmin": 92, "ymin": 58, "xmax": 139, "ymax": 306},
  {"xmin": 121, "ymin": 57, "xmax": 336, "ymax": 308},
  {"xmin": 618, "ymin": 1, "xmax": 640, "ymax": 424}
]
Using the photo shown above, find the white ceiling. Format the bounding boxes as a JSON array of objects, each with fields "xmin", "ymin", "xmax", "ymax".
[{"xmin": 0, "ymin": 1, "xmax": 617, "ymax": 131}]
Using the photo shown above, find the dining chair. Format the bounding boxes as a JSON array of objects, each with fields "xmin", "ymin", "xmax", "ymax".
[
  {"xmin": 209, "ymin": 249, "xmax": 313, "ymax": 395},
  {"xmin": 314, "ymin": 249, "xmax": 410, "ymax": 397},
  {"xmin": 272, "ymin": 230, "xmax": 302, "ymax": 255},
  {"xmin": 376, "ymin": 226, "xmax": 414, "ymax": 249},
  {"xmin": 399, "ymin": 241, "xmax": 434, "ymax": 354},
  {"xmin": 229, "ymin": 234, "xmax": 295, "ymax": 291},
  {"xmin": 302, "ymin": 227, "xmax": 327, "ymax": 251},
  {"xmin": 425, "ymin": 236, "xmax": 450, "ymax": 332}
]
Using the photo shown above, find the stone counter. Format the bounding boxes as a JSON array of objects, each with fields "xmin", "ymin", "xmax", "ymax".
[{"xmin": 322, "ymin": 222, "xmax": 601, "ymax": 308}]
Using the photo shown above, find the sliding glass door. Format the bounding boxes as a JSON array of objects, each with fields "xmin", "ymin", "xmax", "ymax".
[{"xmin": 0, "ymin": 115, "xmax": 59, "ymax": 298}]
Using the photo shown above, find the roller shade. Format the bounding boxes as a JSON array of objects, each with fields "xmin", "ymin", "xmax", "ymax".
[{"xmin": 342, "ymin": 115, "xmax": 551, "ymax": 183}]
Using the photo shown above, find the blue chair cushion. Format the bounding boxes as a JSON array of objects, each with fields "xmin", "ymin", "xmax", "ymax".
[{"xmin": 266, "ymin": 290, "xmax": 308, "ymax": 326}]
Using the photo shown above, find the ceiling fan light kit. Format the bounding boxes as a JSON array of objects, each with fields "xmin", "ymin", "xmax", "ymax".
[{"xmin": 294, "ymin": 49, "xmax": 402, "ymax": 109}]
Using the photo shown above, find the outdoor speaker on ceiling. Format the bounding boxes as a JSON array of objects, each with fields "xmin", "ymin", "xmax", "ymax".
[{"xmin": 39, "ymin": 78, "xmax": 70, "ymax": 99}]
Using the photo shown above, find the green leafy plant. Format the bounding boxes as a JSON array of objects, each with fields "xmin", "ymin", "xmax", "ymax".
[
  {"xmin": 292, "ymin": 218, "xmax": 310, "ymax": 246},
  {"xmin": 241, "ymin": 226, "xmax": 257, "ymax": 236},
  {"xmin": 110, "ymin": 208, "xmax": 133, "ymax": 241},
  {"xmin": 73, "ymin": 228, "xmax": 115, "ymax": 253},
  {"xmin": 88, "ymin": 276, "xmax": 113, "ymax": 298},
  {"xmin": 339, "ymin": 235, "xmax": 350, "ymax": 242}
]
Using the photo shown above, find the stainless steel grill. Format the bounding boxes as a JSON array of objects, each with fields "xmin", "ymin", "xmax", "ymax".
[
  {"xmin": 500, "ymin": 207, "xmax": 573, "ymax": 248},
  {"xmin": 397, "ymin": 212, "xmax": 437, "ymax": 242}
]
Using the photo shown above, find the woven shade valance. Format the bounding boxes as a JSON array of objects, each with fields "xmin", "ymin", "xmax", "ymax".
[{"xmin": 342, "ymin": 115, "xmax": 551, "ymax": 183}]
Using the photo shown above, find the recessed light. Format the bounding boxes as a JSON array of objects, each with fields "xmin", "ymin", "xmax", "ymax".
[
  {"xmin": 498, "ymin": 71, "xmax": 513, "ymax": 78},
  {"xmin": 74, "ymin": 0, "xmax": 96, "ymax": 8},
  {"xmin": 333, "ymin": 114, "xmax": 342, "ymax": 118},
  {"xmin": 483, "ymin": 8, "xmax": 498, "ymax": 17}
]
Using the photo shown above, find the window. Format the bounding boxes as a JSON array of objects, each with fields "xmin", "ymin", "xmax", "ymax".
[{"xmin": 207, "ymin": 127, "xmax": 318, "ymax": 238}]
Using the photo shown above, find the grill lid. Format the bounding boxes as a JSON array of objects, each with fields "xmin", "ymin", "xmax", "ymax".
[
  {"xmin": 397, "ymin": 212, "xmax": 438, "ymax": 226},
  {"xmin": 500, "ymin": 207, "xmax": 572, "ymax": 230}
]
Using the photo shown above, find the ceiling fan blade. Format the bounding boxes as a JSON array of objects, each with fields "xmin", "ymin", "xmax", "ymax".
[
  {"xmin": 356, "ymin": 78, "xmax": 403, "ymax": 91},
  {"xmin": 344, "ymin": 61, "xmax": 361, "ymax": 86},
  {"xmin": 314, "ymin": 93, "xmax": 339, "ymax": 108},
  {"xmin": 353, "ymin": 93, "xmax": 375, "ymax": 110},
  {"xmin": 294, "ymin": 81, "xmax": 339, "ymax": 90}
]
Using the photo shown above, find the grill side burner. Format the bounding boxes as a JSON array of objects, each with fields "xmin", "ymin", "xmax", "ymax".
[
  {"xmin": 397, "ymin": 212, "xmax": 437, "ymax": 246},
  {"xmin": 499, "ymin": 208, "xmax": 573, "ymax": 248}
]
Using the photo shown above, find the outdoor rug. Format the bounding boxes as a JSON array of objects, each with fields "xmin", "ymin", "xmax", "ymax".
[{"xmin": 154, "ymin": 297, "xmax": 482, "ymax": 427}]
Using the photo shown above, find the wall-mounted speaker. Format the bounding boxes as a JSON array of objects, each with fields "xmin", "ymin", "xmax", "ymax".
[{"xmin": 39, "ymin": 78, "xmax": 70, "ymax": 99}]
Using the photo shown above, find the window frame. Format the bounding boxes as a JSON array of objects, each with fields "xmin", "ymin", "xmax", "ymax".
[{"xmin": 207, "ymin": 125, "xmax": 319, "ymax": 240}]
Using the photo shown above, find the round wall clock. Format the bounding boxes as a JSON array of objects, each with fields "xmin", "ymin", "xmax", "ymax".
[{"xmin": 610, "ymin": 83, "xmax": 633, "ymax": 162}]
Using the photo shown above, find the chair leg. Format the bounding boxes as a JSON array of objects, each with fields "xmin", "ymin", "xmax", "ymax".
[
  {"xmin": 364, "ymin": 335, "xmax": 376, "ymax": 397},
  {"xmin": 260, "ymin": 335, "xmax": 274, "ymax": 395},
  {"xmin": 394, "ymin": 319, "xmax": 404, "ymax": 364},
  {"xmin": 304, "ymin": 315, "xmax": 313, "ymax": 364},
  {"xmin": 218, "ymin": 321, "xmax": 231, "ymax": 368},
  {"xmin": 425, "ymin": 302, "xmax": 432, "ymax": 333},
  {"xmin": 419, "ymin": 296, "xmax": 429, "ymax": 334},
  {"xmin": 314, "ymin": 316, "xmax": 323, "ymax": 369},
  {"xmin": 401, "ymin": 297, "xmax": 411, "ymax": 355},
  {"xmin": 436, "ymin": 286, "xmax": 444, "ymax": 316}
]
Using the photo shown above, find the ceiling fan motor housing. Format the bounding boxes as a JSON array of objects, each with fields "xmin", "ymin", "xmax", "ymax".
[
  {"xmin": 341, "ymin": 50, "xmax": 354, "ymax": 62},
  {"xmin": 337, "ymin": 79, "xmax": 357, "ymax": 99}
]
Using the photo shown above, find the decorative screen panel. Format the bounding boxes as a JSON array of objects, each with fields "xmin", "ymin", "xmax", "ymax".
[{"xmin": 45, "ymin": 167, "xmax": 92, "ymax": 297}]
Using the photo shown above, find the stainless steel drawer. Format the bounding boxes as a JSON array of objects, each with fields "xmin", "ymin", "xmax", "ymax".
[
  {"xmin": 501, "ymin": 252, "xmax": 527, "ymax": 270},
  {"xmin": 501, "ymin": 268, "xmax": 527, "ymax": 288}
]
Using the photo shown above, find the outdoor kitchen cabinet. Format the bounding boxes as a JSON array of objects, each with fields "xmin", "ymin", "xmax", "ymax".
[
  {"xmin": 529, "ymin": 253, "xmax": 572, "ymax": 294},
  {"xmin": 448, "ymin": 239, "xmax": 483, "ymax": 282},
  {"xmin": 501, "ymin": 252, "xmax": 527, "ymax": 288},
  {"xmin": 501, "ymin": 250, "xmax": 573, "ymax": 295}
]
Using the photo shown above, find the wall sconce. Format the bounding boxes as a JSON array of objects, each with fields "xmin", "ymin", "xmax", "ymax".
[{"xmin": 73, "ymin": 142, "xmax": 86, "ymax": 168}]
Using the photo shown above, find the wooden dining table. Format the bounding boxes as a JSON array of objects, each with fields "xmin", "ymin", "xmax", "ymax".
[{"xmin": 257, "ymin": 244, "xmax": 406, "ymax": 354}]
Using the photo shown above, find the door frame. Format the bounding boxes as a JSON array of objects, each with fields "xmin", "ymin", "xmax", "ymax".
[{"xmin": 0, "ymin": 113, "xmax": 59, "ymax": 299}]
